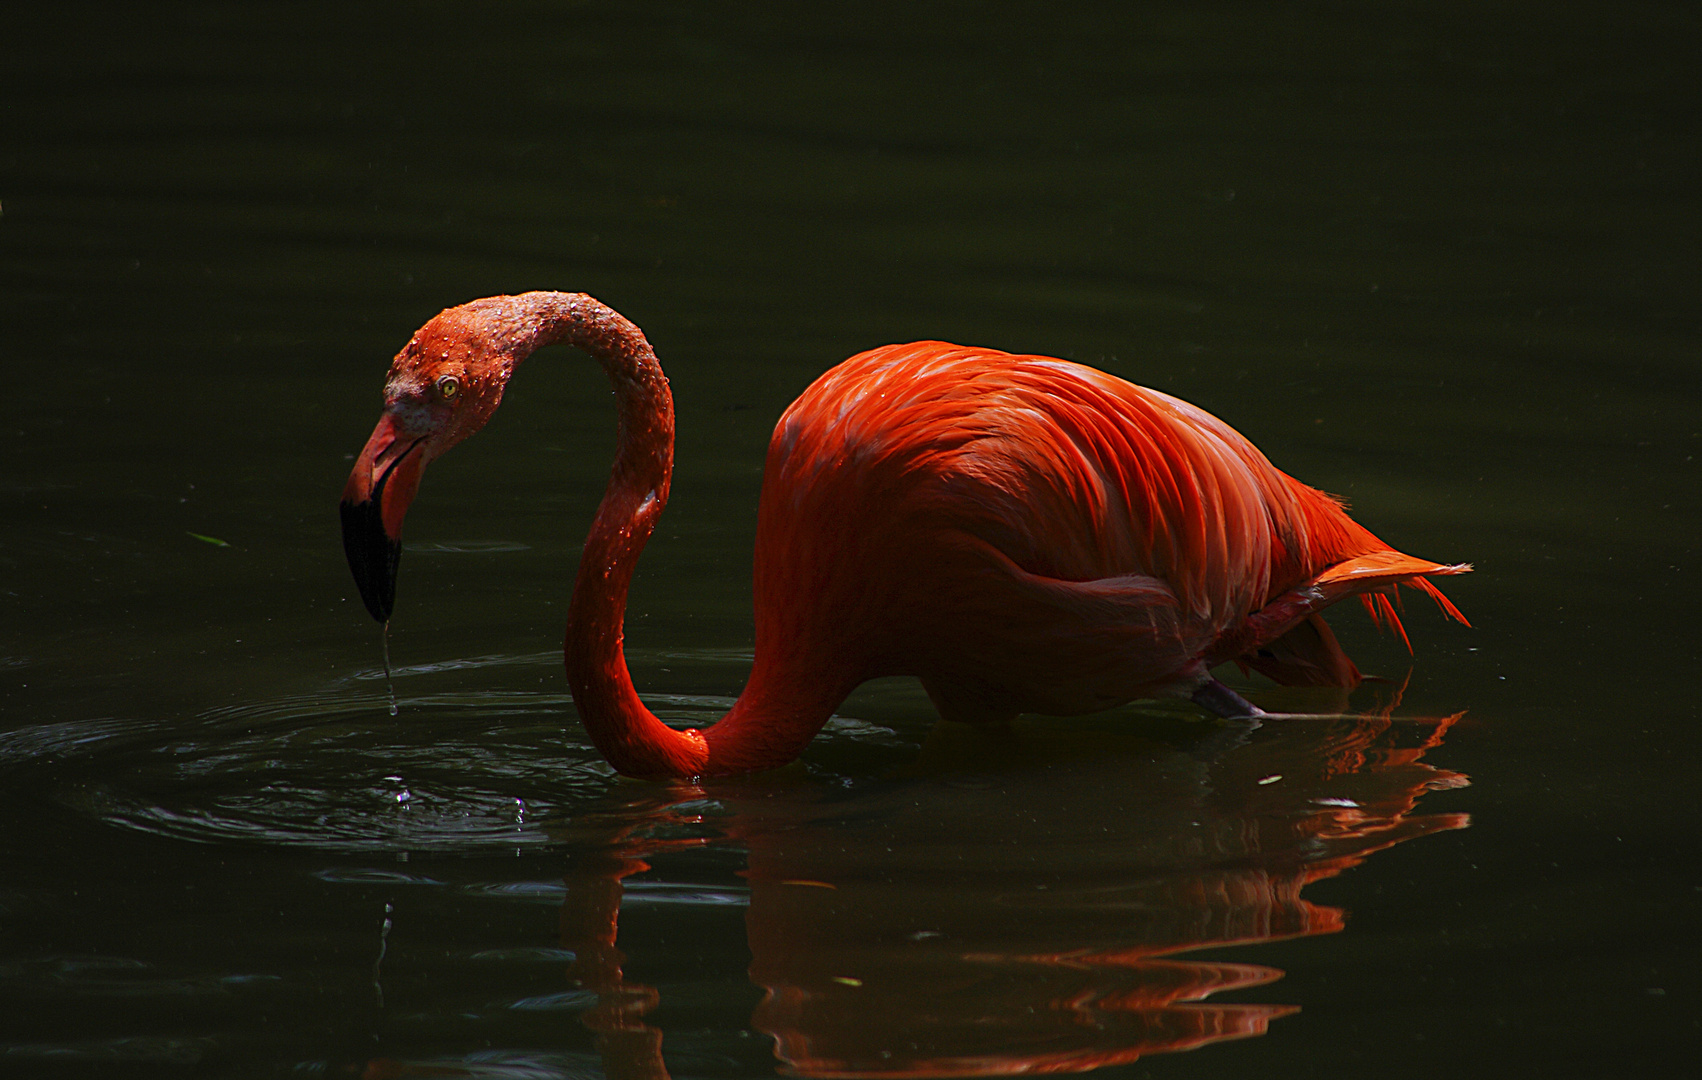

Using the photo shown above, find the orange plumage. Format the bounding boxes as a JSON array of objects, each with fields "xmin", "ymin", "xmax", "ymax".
[
  {"xmin": 340, "ymin": 294, "xmax": 1468, "ymax": 778},
  {"xmin": 749, "ymin": 341, "xmax": 1465, "ymax": 724}
]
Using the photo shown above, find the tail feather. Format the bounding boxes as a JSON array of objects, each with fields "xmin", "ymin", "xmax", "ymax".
[
  {"xmin": 1346, "ymin": 551, "xmax": 1472, "ymax": 652},
  {"xmin": 1211, "ymin": 552, "xmax": 1470, "ymax": 670},
  {"xmin": 1409, "ymin": 573, "xmax": 1470, "ymax": 626},
  {"xmin": 1360, "ymin": 592, "xmax": 1413, "ymax": 651}
]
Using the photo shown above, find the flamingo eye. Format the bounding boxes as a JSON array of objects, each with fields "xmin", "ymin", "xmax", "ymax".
[{"xmin": 436, "ymin": 375, "xmax": 461, "ymax": 401}]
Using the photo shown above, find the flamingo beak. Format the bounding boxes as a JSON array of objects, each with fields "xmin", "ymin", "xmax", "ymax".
[{"xmin": 340, "ymin": 412, "xmax": 428, "ymax": 622}]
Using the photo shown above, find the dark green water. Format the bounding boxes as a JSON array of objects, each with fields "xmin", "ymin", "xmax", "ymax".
[{"xmin": 3, "ymin": 2, "xmax": 1697, "ymax": 1076}]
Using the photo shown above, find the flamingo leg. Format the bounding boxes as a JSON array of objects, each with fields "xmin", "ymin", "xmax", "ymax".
[{"xmin": 1189, "ymin": 678, "xmax": 1269, "ymax": 721}]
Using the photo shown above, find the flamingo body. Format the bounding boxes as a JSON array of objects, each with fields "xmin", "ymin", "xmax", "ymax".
[{"xmin": 340, "ymin": 293, "xmax": 1467, "ymax": 778}]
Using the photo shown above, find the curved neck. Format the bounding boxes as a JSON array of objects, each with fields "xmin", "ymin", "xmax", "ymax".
[{"xmin": 500, "ymin": 293, "xmax": 838, "ymax": 778}]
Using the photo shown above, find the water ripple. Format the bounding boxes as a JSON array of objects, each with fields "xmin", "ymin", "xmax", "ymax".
[
  {"xmin": 461, "ymin": 880, "xmax": 570, "ymax": 903},
  {"xmin": 309, "ymin": 868, "xmax": 448, "ymax": 886},
  {"xmin": 319, "ymin": 1050, "xmax": 603, "ymax": 1079},
  {"xmin": 10, "ymin": 690, "xmax": 622, "ymax": 854},
  {"xmin": 623, "ymin": 881, "xmax": 750, "ymax": 906},
  {"xmin": 503, "ymin": 989, "xmax": 598, "ymax": 1011},
  {"xmin": 403, "ymin": 540, "xmax": 532, "ymax": 553},
  {"xmin": 2, "ymin": 1036, "xmax": 221, "ymax": 1067}
]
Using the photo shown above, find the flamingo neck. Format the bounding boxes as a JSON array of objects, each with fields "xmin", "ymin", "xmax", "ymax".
[{"xmin": 498, "ymin": 293, "xmax": 837, "ymax": 778}]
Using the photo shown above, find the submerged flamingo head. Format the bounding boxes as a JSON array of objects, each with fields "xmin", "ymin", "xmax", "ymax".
[{"xmin": 339, "ymin": 301, "xmax": 520, "ymax": 622}]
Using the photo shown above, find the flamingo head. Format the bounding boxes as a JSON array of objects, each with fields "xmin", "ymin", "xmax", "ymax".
[{"xmin": 340, "ymin": 304, "xmax": 518, "ymax": 622}]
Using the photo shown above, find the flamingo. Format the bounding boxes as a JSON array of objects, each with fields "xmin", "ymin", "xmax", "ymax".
[{"xmin": 340, "ymin": 292, "xmax": 1468, "ymax": 779}]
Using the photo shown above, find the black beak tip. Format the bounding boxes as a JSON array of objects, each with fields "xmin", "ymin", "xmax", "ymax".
[{"xmin": 340, "ymin": 498, "xmax": 400, "ymax": 623}]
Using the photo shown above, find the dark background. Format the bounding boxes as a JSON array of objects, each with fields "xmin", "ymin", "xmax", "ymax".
[{"xmin": 3, "ymin": 2, "xmax": 1698, "ymax": 1076}]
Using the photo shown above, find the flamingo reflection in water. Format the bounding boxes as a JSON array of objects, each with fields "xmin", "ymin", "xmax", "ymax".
[{"xmin": 531, "ymin": 707, "xmax": 1467, "ymax": 1079}]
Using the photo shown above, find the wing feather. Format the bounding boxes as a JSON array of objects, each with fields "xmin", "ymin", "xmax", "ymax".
[{"xmin": 760, "ymin": 341, "xmax": 1466, "ymax": 682}]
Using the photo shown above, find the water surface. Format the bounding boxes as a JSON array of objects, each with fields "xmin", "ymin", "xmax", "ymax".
[{"xmin": 3, "ymin": 1, "xmax": 1697, "ymax": 1076}]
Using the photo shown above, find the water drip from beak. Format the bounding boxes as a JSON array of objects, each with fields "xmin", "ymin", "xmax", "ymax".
[{"xmin": 383, "ymin": 621, "xmax": 398, "ymax": 717}]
